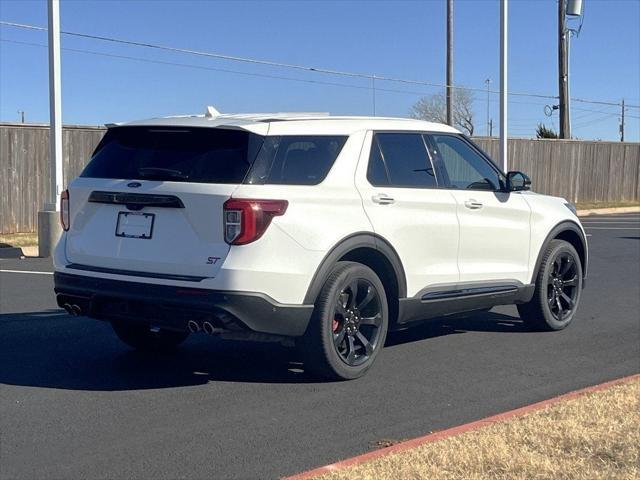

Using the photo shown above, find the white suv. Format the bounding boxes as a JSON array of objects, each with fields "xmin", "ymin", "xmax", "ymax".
[{"xmin": 54, "ymin": 109, "xmax": 587, "ymax": 380}]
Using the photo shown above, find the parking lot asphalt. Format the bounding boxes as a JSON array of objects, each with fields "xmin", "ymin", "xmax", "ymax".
[{"xmin": 1, "ymin": 213, "xmax": 638, "ymax": 480}]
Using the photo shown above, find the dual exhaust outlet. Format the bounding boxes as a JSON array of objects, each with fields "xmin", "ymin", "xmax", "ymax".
[
  {"xmin": 187, "ymin": 320, "xmax": 222, "ymax": 335},
  {"xmin": 62, "ymin": 302, "xmax": 222, "ymax": 335},
  {"xmin": 62, "ymin": 303, "xmax": 83, "ymax": 317}
]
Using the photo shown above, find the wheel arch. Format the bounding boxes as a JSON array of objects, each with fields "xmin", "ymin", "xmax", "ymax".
[
  {"xmin": 303, "ymin": 232, "xmax": 407, "ymax": 324},
  {"xmin": 532, "ymin": 221, "xmax": 588, "ymax": 284}
]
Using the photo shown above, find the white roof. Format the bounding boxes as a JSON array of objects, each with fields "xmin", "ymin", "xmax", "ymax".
[{"xmin": 118, "ymin": 108, "xmax": 460, "ymax": 136}]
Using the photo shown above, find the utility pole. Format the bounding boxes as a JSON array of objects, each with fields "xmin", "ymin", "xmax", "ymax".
[
  {"xmin": 500, "ymin": 0, "xmax": 508, "ymax": 172},
  {"xmin": 446, "ymin": 0, "xmax": 453, "ymax": 126},
  {"xmin": 620, "ymin": 99, "xmax": 625, "ymax": 142},
  {"xmin": 558, "ymin": 0, "xmax": 570, "ymax": 138},
  {"xmin": 485, "ymin": 78, "xmax": 491, "ymax": 136},
  {"xmin": 489, "ymin": 119, "xmax": 493, "ymax": 137}
]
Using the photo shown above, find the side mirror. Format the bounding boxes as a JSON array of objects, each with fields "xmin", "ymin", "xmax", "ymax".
[{"xmin": 506, "ymin": 171, "xmax": 531, "ymax": 191}]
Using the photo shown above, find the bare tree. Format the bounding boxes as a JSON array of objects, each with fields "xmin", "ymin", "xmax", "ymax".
[{"xmin": 410, "ymin": 88, "xmax": 475, "ymax": 136}]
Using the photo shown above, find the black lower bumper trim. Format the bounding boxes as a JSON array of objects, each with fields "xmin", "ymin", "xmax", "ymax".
[
  {"xmin": 66, "ymin": 263, "xmax": 207, "ymax": 282},
  {"xmin": 54, "ymin": 272, "xmax": 313, "ymax": 337}
]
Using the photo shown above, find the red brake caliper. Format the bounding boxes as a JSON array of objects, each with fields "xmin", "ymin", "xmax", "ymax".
[{"xmin": 332, "ymin": 318, "xmax": 340, "ymax": 332}]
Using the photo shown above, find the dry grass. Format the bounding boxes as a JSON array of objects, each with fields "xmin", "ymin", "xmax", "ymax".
[
  {"xmin": 0, "ymin": 232, "xmax": 38, "ymax": 248},
  {"xmin": 575, "ymin": 201, "xmax": 640, "ymax": 210},
  {"xmin": 313, "ymin": 378, "xmax": 640, "ymax": 480}
]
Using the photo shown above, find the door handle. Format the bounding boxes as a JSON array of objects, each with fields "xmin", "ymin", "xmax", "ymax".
[
  {"xmin": 372, "ymin": 193, "xmax": 395, "ymax": 205},
  {"xmin": 464, "ymin": 199, "xmax": 483, "ymax": 210}
]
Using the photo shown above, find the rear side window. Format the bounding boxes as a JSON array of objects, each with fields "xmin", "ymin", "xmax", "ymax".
[
  {"xmin": 245, "ymin": 135, "xmax": 347, "ymax": 185},
  {"xmin": 81, "ymin": 127, "xmax": 264, "ymax": 184},
  {"xmin": 369, "ymin": 133, "xmax": 437, "ymax": 188}
]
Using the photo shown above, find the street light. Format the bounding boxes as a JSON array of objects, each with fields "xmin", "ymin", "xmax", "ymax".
[{"xmin": 566, "ymin": 0, "xmax": 584, "ymax": 17}]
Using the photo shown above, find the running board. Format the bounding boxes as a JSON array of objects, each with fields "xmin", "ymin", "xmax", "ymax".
[
  {"xmin": 397, "ymin": 283, "xmax": 535, "ymax": 325},
  {"xmin": 421, "ymin": 285, "xmax": 519, "ymax": 302}
]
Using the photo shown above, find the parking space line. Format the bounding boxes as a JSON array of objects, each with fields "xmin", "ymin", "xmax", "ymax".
[
  {"xmin": 0, "ymin": 269, "xmax": 53, "ymax": 275},
  {"xmin": 583, "ymin": 227, "xmax": 640, "ymax": 230}
]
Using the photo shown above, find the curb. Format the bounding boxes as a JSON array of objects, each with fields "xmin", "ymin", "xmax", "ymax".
[
  {"xmin": 283, "ymin": 373, "xmax": 640, "ymax": 480},
  {"xmin": 577, "ymin": 206, "xmax": 640, "ymax": 216}
]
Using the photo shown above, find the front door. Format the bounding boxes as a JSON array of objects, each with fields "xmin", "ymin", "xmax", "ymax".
[{"xmin": 426, "ymin": 133, "xmax": 532, "ymax": 285}]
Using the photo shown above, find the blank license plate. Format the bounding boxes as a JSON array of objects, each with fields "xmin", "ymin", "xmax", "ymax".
[{"xmin": 115, "ymin": 212, "xmax": 155, "ymax": 239}]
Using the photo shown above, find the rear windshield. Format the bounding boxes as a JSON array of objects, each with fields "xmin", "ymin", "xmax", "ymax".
[
  {"xmin": 81, "ymin": 127, "xmax": 264, "ymax": 184},
  {"xmin": 82, "ymin": 127, "xmax": 347, "ymax": 186}
]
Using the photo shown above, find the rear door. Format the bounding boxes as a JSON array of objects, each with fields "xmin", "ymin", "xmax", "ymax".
[
  {"xmin": 65, "ymin": 126, "xmax": 263, "ymax": 279},
  {"xmin": 355, "ymin": 131, "xmax": 460, "ymax": 297},
  {"xmin": 426, "ymin": 133, "xmax": 531, "ymax": 284}
]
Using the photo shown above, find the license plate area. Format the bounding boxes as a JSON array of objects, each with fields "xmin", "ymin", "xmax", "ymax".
[{"xmin": 115, "ymin": 212, "xmax": 155, "ymax": 239}]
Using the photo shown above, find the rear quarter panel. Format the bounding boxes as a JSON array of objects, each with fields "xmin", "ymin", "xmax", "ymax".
[{"xmin": 228, "ymin": 130, "xmax": 373, "ymax": 303}]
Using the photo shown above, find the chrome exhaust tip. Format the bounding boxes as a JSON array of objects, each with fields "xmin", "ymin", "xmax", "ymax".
[
  {"xmin": 70, "ymin": 304, "xmax": 82, "ymax": 316},
  {"xmin": 187, "ymin": 320, "xmax": 200, "ymax": 333},
  {"xmin": 62, "ymin": 303, "xmax": 73, "ymax": 315},
  {"xmin": 202, "ymin": 321, "xmax": 215, "ymax": 335}
]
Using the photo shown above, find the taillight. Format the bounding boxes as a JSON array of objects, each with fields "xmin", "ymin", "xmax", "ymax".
[
  {"xmin": 223, "ymin": 198, "xmax": 288, "ymax": 245},
  {"xmin": 60, "ymin": 189, "xmax": 70, "ymax": 231}
]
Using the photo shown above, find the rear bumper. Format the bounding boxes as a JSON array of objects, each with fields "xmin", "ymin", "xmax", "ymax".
[{"xmin": 54, "ymin": 272, "xmax": 313, "ymax": 337}]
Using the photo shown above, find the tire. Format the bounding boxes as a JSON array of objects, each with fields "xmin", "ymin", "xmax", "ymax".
[
  {"xmin": 111, "ymin": 321, "xmax": 189, "ymax": 352},
  {"xmin": 518, "ymin": 239, "xmax": 583, "ymax": 331},
  {"xmin": 299, "ymin": 261, "xmax": 389, "ymax": 380}
]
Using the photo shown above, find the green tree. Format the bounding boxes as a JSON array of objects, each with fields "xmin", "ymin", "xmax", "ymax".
[{"xmin": 536, "ymin": 123, "xmax": 558, "ymax": 139}]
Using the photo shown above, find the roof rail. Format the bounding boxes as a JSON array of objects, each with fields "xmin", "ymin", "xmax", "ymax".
[{"xmin": 202, "ymin": 106, "xmax": 330, "ymax": 122}]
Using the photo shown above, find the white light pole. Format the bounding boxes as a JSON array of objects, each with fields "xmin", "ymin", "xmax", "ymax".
[
  {"xmin": 38, "ymin": 0, "xmax": 63, "ymax": 257},
  {"xmin": 499, "ymin": 0, "xmax": 508, "ymax": 172},
  {"xmin": 48, "ymin": 0, "xmax": 63, "ymax": 210}
]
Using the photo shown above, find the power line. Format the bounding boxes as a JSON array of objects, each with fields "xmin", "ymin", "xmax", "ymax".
[
  {"xmin": 4, "ymin": 37, "xmax": 615, "ymax": 111},
  {"xmin": 0, "ymin": 20, "xmax": 571, "ymax": 102},
  {"xmin": 573, "ymin": 113, "xmax": 618, "ymax": 129},
  {"xmin": 1, "ymin": 19, "xmax": 638, "ymax": 110},
  {"xmin": 0, "ymin": 38, "xmax": 379, "ymax": 93},
  {"xmin": 0, "ymin": 38, "xmax": 458, "ymax": 98}
]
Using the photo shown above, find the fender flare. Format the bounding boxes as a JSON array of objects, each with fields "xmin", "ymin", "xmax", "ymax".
[
  {"xmin": 303, "ymin": 232, "xmax": 407, "ymax": 304},
  {"xmin": 531, "ymin": 220, "xmax": 588, "ymax": 284}
]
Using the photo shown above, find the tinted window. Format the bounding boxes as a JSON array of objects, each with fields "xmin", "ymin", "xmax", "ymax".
[
  {"xmin": 245, "ymin": 135, "xmax": 347, "ymax": 185},
  {"xmin": 374, "ymin": 133, "xmax": 437, "ymax": 188},
  {"xmin": 430, "ymin": 134, "xmax": 502, "ymax": 190},
  {"xmin": 81, "ymin": 127, "xmax": 263, "ymax": 184},
  {"xmin": 367, "ymin": 140, "xmax": 390, "ymax": 186}
]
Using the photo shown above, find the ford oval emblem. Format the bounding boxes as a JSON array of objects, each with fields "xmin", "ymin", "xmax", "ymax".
[{"xmin": 127, "ymin": 182, "xmax": 142, "ymax": 188}]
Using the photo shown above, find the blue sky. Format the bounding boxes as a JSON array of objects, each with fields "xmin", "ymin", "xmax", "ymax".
[{"xmin": 1, "ymin": 0, "xmax": 638, "ymax": 141}]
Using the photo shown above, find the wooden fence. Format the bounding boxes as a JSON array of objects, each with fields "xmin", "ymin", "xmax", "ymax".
[
  {"xmin": 473, "ymin": 137, "xmax": 640, "ymax": 207},
  {"xmin": 1, "ymin": 123, "xmax": 639, "ymax": 233},
  {"xmin": 1, "ymin": 123, "xmax": 105, "ymax": 234}
]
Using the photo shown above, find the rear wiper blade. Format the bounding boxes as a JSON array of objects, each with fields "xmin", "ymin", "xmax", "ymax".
[{"xmin": 137, "ymin": 167, "xmax": 188, "ymax": 179}]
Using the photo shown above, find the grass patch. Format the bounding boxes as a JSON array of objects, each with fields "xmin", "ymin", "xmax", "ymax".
[
  {"xmin": 313, "ymin": 377, "xmax": 639, "ymax": 480},
  {"xmin": 0, "ymin": 232, "xmax": 38, "ymax": 248},
  {"xmin": 575, "ymin": 201, "xmax": 640, "ymax": 210}
]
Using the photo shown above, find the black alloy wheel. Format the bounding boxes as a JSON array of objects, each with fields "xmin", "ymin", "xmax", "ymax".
[
  {"xmin": 332, "ymin": 278, "xmax": 384, "ymax": 367},
  {"xmin": 518, "ymin": 239, "xmax": 583, "ymax": 331},
  {"xmin": 299, "ymin": 261, "xmax": 389, "ymax": 380},
  {"xmin": 547, "ymin": 251, "xmax": 580, "ymax": 321}
]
